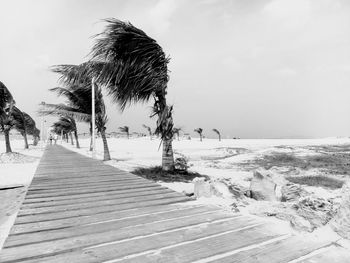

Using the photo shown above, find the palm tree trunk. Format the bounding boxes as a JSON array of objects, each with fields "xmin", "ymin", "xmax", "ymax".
[
  {"xmin": 127, "ymin": 132, "xmax": 129, "ymax": 139},
  {"xmin": 200, "ymin": 134, "xmax": 202, "ymax": 142},
  {"xmin": 33, "ymin": 136, "xmax": 38, "ymax": 146},
  {"xmin": 4, "ymin": 129, "xmax": 12, "ymax": 153},
  {"xmin": 219, "ymin": 134, "xmax": 221, "ymax": 141},
  {"xmin": 65, "ymin": 133, "xmax": 69, "ymax": 143},
  {"xmin": 22, "ymin": 132, "xmax": 29, "ymax": 149},
  {"xmin": 100, "ymin": 129, "xmax": 111, "ymax": 161},
  {"xmin": 74, "ymin": 130, "xmax": 80, "ymax": 148},
  {"xmin": 162, "ymin": 138, "xmax": 174, "ymax": 172},
  {"xmin": 69, "ymin": 132, "xmax": 74, "ymax": 145}
]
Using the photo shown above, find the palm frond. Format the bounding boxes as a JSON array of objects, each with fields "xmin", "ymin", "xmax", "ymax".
[
  {"xmin": 142, "ymin": 124, "xmax": 151, "ymax": 133},
  {"xmin": 52, "ymin": 116, "xmax": 76, "ymax": 134},
  {"xmin": 212, "ymin": 129, "xmax": 220, "ymax": 135},
  {"xmin": 118, "ymin": 126, "xmax": 129, "ymax": 133},
  {"xmin": 38, "ymin": 103, "xmax": 91, "ymax": 122},
  {"xmin": 194, "ymin": 128, "xmax": 203, "ymax": 134},
  {"xmin": 90, "ymin": 19, "xmax": 170, "ymax": 110}
]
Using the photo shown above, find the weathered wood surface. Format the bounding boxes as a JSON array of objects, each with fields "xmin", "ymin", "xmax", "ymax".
[{"xmin": 0, "ymin": 145, "xmax": 347, "ymax": 262}]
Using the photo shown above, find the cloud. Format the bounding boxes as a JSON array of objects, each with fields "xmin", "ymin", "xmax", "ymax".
[
  {"xmin": 272, "ymin": 68, "xmax": 297, "ymax": 77},
  {"xmin": 262, "ymin": 0, "xmax": 311, "ymax": 29},
  {"xmin": 148, "ymin": 0, "xmax": 182, "ymax": 35},
  {"xmin": 221, "ymin": 56, "xmax": 241, "ymax": 71}
]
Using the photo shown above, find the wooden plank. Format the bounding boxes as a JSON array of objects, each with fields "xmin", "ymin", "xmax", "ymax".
[
  {"xmin": 299, "ymin": 245, "xmax": 350, "ymax": 263},
  {"xmin": 24, "ymin": 183, "xmax": 163, "ymax": 199},
  {"xmin": 15, "ymin": 196, "xmax": 190, "ymax": 224},
  {"xmin": 25, "ymin": 180, "xmax": 160, "ymax": 195},
  {"xmin": 4, "ymin": 206, "xmax": 228, "ymax": 250},
  {"xmin": 21, "ymin": 188, "xmax": 175, "ymax": 209},
  {"xmin": 22, "ymin": 185, "xmax": 170, "ymax": 204},
  {"xmin": 28, "ymin": 177, "xmax": 145, "ymax": 190},
  {"xmin": 10, "ymin": 222, "xmax": 281, "ymax": 263},
  {"xmin": 18, "ymin": 192, "xmax": 186, "ymax": 216},
  {"xmin": 1, "ymin": 215, "xmax": 256, "ymax": 262},
  {"xmin": 10, "ymin": 205, "xmax": 210, "ymax": 235},
  {"xmin": 203, "ymin": 235, "xmax": 336, "ymax": 263},
  {"xmin": 116, "ymin": 224, "xmax": 285, "ymax": 263}
]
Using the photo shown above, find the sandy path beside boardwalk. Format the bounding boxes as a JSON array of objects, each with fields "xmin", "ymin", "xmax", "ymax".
[{"xmin": 0, "ymin": 140, "xmax": 43, "ymax": 250}]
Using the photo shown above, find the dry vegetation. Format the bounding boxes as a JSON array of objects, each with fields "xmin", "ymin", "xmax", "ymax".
[
  {"xmin": 132, "ymin": 166, "xmax": 208, "ymax": 183},
  {"xmin": 239, "ymin": 144, "xmax": 350, "ymax": 189}
]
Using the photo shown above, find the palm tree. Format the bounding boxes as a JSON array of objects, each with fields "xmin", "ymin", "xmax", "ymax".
[
  {"xmin": 119, "ymin": 126, "xmax": 130, "ymax": 139},
  {"xmin": 0, "ymin": 81, "xmax": 15, "ymax": 153},
  {"xmin": 173, "ymin": 127, "xmax": 182, "ymax": 141},
  {"xmin": 12, "ymin": 106, "xmax": 31, "ymax": 149},
  {"xmin": 23, "ymin": 114, "xmax": 39, "ymax": 146},
  {"xmin": 28, "ymin": 127, "xmax": 40, "ymax": 146},
  {"xmin": 52, "ymin": 117, "xmax": 78, "ymax": 146},
  {"xmin": 142, "ymin": 124, "xmax": 152, "ymax": 140},
  {"xmin": 41, "ymin": 67, "xmax": 111, "ymax": 160},
  {"xmin": 212, "ymin": 128, "xmax": 221, "ymax": 141},
  {"xmin": 90, "ymin": 19, "xmax": 175, "ymax": 171},
  {"xmin": 194, "ymin": 128, "xmax": 203, "ymax": 141}
]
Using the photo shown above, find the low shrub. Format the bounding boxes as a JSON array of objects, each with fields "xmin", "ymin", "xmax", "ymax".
[{"xmin": 132, "ymin": 166, "xmax": 208, "ymax": 183}]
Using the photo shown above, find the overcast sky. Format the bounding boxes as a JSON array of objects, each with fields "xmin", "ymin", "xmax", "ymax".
[{"xmin": 1, "ymin": 0, "xmax": 350, "ymax": 138}]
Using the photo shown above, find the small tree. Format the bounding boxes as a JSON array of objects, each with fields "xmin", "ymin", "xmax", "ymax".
[
  {"xmin": 52, "ymin": 117, "xmax": 79, "ymax": 147},
  {"xmin": 194, "ymin": 128, "xmax": 203, "ymax": 142},
  {"xmin": 90, "ymin": 19, "xmax": 175, "ymax": 171},
  {"xmin": 119, "ymin": 126, "xmax": 130, "ymax": 139},
  {"xmin": 0, "ymin": 81, "xmax": 15, "ymax": 153},
  {"xmin": 212, "ymin": 128, "xmax": 221, "ymax": 141},
  {"xmin": 12, "ymin": 106, "xmax": 30, "ymax": 149},
  {"xmin": 173, "ymin": 127, "xmax": 182, "ymax": 141},
  {"xmin": 142, "ymin": 124, "xmax": 152, "ymax": 140}
]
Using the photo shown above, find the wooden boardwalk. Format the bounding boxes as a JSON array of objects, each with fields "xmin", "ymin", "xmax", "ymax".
[{"xmin": 0, "ymin": 145, "xmax": 347, "ymax": 262}]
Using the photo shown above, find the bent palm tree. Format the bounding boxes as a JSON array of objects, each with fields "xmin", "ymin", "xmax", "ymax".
[
  {"xmin": 52, "ymin": 117, "xmax": 78, "ymax": 146},
  {"xmin": 12, "ymin": 106, "xmax": 31, "ymax": 149},
  {"xmin": 173, "ymin": 127, "xmax": 182, "ymax": 141},
  {"xmin": 0, "ymin": 81, "xmax": 15, "ymax": 152},
  {"xmin": 46, "ymin": 64, "xmax": 111, "ymax": 160},
  {"xmin": 28, "ymin": 126, "xmax": 40, "ymax": 146},
  {"xmin": 142, "ymin": 124, "xmax": 152, "ymax": 140},
  {"xmin": 194, "ymin": 128, "xmax": 203, "ymax": 142},
  {"xmin": 212, "ymin": 128, "xmax": 221, "ymax": 141},
  {"xmin": 119, "ymin": 126, "xmax": 129, "ymax": 139},
  {"xmin": 90, "ymin": 19, "xmax": 175, "ymax": 171}
]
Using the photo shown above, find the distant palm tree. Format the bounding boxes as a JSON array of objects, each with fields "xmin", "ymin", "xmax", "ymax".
[
  {"xmin": 22, "ymin": 114, "xmax": 39, "ymax": 146},
  {"xmin": 142, "ymin": 124, "xmax": 152, "ymax": 140},
  {"xmin": 194, "ymin": 128, "xmax": 203, "ymax": 141},
  {"xmin": 12, "ymin": 106, "xmax": 32, "ymax": 149},
  {"xmin": 28, "ymin": 127, "xmax": 40, "ymax": 146},
  {"xmin": 119, "ymin": 126, "xmax": 130, "ymax": 139},
  {"xmin": 89, "ymin": 19, "xmax": 175, "ymax": 171},
  {"xmin": 212, "ymin": 128, "xmax": 221, "ymax": 141},
  {"xmin": 41, "ymin": 65, "xmax": 111, "ymax": 160},
  {"xmin": 52, "ymin": 117, "xmax": 78, "ymax": 146},
  {"xmin": 173, "ymin": 127, "xmax": 182, "ymax": 141},
  {"xmin": 0, "ymin": 81, "xmax": 15, "ymax": 152}
]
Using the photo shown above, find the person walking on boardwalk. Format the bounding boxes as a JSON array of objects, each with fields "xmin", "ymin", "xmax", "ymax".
[{"xmin": 49, "ymin": 134, "xmax": 53, "ymax": 145}]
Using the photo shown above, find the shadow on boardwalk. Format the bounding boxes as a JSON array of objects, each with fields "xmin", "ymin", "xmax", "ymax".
[{"xmin": 0, "ymin": 145, "xmax": 347, "ymax": 262}]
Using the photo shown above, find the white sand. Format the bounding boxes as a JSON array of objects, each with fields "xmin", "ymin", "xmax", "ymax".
[{"xmin": 64, "ymin": 136, "xmax": 350, "ymax": 188}]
